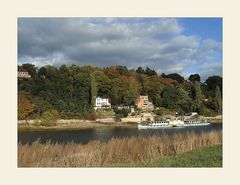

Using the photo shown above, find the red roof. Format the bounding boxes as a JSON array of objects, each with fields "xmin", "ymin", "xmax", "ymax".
[{"xmin": 18, "ymin": 66, "xmax": 28, "ymax": 72}]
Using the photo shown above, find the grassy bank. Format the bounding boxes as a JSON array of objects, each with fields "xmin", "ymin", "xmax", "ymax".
[
  {"xmin": 18, "ymin": 121, "xmax": 137, "ymax": 131},
  {"xmin": 123, "ymin": 144, "xmax": 222, "ymax": 167},
  {"xmin": 18, "ymin": 130, "xmax": 222, "ymax": 167}
]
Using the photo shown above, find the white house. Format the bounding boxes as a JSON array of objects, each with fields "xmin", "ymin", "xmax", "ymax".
[
  {"xmin": 95, "ymin": 97, "xmax": 111, "ymax": 110},
  {"xmin": 191, "ymin": 112, "xmax": 198, "ymax": 116},
  {"xmin": 18, "ymin": 67, "xmax": 31, "ymax": 78}
]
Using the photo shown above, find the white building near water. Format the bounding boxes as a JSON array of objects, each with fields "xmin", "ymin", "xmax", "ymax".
[{"xmin": 95, "ymin": 97, "xmax": 111, "ymax": 110}]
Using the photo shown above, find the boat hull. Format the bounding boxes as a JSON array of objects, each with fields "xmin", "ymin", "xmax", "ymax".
[
  {"xmin": 180, "ymin": 122, "xmax": 211, "ymax": 127},
  {"xmin": 138, "ymin": 122, "xmax": 211, "ymax": 129},
  {"xmin": 138, "ymin": 124, "xmax": 172, "ymax": 129}
]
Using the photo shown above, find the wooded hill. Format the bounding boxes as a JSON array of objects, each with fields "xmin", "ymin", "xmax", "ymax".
[{"xmin": 18, "ymin": 63, "xmax": 222, "ymax": 120}]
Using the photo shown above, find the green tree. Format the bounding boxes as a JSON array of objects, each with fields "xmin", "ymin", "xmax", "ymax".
[
  {"xmin": 21, "ymin": 63, "xmax": 38, "ymax": 79},
  {"xmin": 124, "ymin": 76, "xmax": 140, "ymax": 105},
  {"xmin": 74, "ymin": 72, "xmax": 91, "ymax": 114},
  {"xmin": 143, "ymin": 76, "xmax": 162, "ymax": 106},
  {"xmin": 40, "ymin": 109, "xmax": 60, "ymax": 126},
  {"xmin": 163, "ymin": 73, "xmax": 185, "ymax": 83},
  {"xmin": 205, "ymin": 76, "xmax": 222, "ymax": 92},
  {"xmin": 90, "ymin": 72, "xmax": 97, "ymax": 110},
  {"xmin": 189, "ymin": 74, "xmax": 200, "ymax": 82},
  {"xmin": 136, "ymin": 67, "xmax": 145, "ymax": 74},
  {"xmin": 176, "ymin": 87, "xmax": 192, "ymax": 113},
  {"xmin": 145, "ymin": 67, "xmax": 157, "ymax": 76},
  {"xmin": 192, "ymin": 81, "xmax": 203, "ymax": 112},
  {"xmin": 32, "ymin": 96, "xmax": 52, "ymax": 117},
  {"xmin": 215, "ymin": 86, "xmax": 222, "ymax": 114},
  {"xmin": 161, "ymin": 86, "xmax": 177, "ymax": 110},
  {"xmin": 116, "ymin": 65, "xmax": 129, "ymax": 76}
]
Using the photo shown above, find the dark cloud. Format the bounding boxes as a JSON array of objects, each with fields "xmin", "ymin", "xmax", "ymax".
[{"xmin": 18, "ymin": 18, "xmax": 222, "ymax": 79}]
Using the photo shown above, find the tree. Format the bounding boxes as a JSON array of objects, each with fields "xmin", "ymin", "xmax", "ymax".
[
  {"xmin": 40, "ymin": 109, "xmax": 59, "ymax": 126},
  {"xmin": 163, "ymin": 73, "xmax": 184, "ymax": 83},
  {"xmin": 18, "ymin": 95, "xmax": 33, "ymax": 120},
  {"xmin": 205, "ymin": 76, "xmax": 222, "ymax": 92},
  {"xmin": 18, "ymin": 63, "xmax": 222, "ymax": 118},
  {"xmin": 143, "ymin": 76, "xmax": 162, "ymax": 106},
  {"xmin": 189, "ymin": 74, "xmax": 200, "ymax": 82},
  {"xmin": 21, "ymin": 63, "xmax": 38, "ymax": 79},
  {"xmin": 32, "ymin": 96, "xmax": 52, "ymax": 117},
  {"xmin": 175, "ymin": 87, "xmax": 191, "ymax": 113},
  {"xmin": 145, "ymin": 67, "xmax": 157, "ymax": 76},
  {"xmin": 90, "ymin": 72, "xmax": 97, "ymax": 110},
  {"xmin": 103, "ymin": 66, "xmax": 120, "ymax": 79},
  {"xmin": 116, "ymin": 65, "xmax": 129, "ymax": 76},
  {"xmin": 161, "ymin": 86, "xmax": 177, "ymax": 110},
  {"xmin": 74, "ymin": 73, "xmax": 91, "ymax": 114},
  {"xmin": 136, "ymin": 67, "xmax": 145, "ymax": 74},
  {"xmin": 94, "ymin": 71, "xmax": 111, "ymax": 98},
  {"xmin": 192, "ymin": 81, "xmax": 203, "ymax": 112},
  {"xmin": 38, "ymin": 66, "xmax": 47, "ymax": 77},
  {"xmin": 215, "ymin": 86, "xmax": 222, "ymax": 114}
]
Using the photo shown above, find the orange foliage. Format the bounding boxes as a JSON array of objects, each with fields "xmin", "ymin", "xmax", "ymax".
[
  {"xmin": 103, "ymin": 66, "xmax": 120, "ymax": 78},
  {"xmin": 18, "ymin": 95, "xmax": 33, "ymax": 120},
  {"xmin": 160, "ymin": 77, "xmax": 174, "ymax": 85}
]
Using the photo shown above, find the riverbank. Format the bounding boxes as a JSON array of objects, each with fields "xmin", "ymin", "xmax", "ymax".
[
  {"xmin": 18, "ymin": 120, "xmax": 137, "ymax": 131},
  {"xmin": 18, "ymin": 130, "xmax": 222, "ymax": 167},
  {"xmin": 18, "ymin": 115, "xmax": 222, "ymax": 131}
]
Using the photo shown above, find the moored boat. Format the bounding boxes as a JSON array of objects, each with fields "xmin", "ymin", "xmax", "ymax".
[
  {"xmin": 181, "ymin": 120, "xmax": 211, "ymax": 127},
  {"xmin": 138, "ymin": 120, "xmax": 172, "ymax": 129},
  {"xmin": 138, "ymin": 119, "xmax": 210, "ymax": 129}
]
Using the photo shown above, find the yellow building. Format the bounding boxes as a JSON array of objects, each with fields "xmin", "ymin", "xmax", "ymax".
[{"xmin": 135, "ymin": 96, "xmax": 154, "ymax": 110}]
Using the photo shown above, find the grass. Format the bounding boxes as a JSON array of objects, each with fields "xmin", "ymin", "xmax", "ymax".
[
  {"xmin": 18, "ymin": 130, "xmax": 222, "ymax": 167},
  {"xmin": 128, "ymin": 144, "xmax": 222, "ymax": 167},
  {"xmin": 18, "ymin": 122, "xmax": 136, "ymax": 131}
]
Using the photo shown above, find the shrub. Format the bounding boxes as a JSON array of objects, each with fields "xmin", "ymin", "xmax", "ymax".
[
  {"xmin": 40, "ymin": 109, "xmax": 59, "ymax": 126},
  {"xmin": 114, "ymin": 108, "xmax": 131, "ymax": 118},
  {"xmin": 115, "ymin": 114, "xmax": 124, "ymax": 121},
  {"xmin": 200, "ymin": 107, "xmax": 217, "ymax": 117},
  {"xmin": 84, "ymin": 112, "xmax": 97, "ymax": 121},
  {"xmin": 131, "ymin": 112, "xmax": 136, "ymax": 116},
  {"xmin": 60, "ymin": 112, "xmax": 83, "ymax": 119},
  {"xmin": 154, "ymin": 115, "xmax": 162, "ymax": 121},
  {"xmin": 154, "ymin": 107, "xmax": 173, "ymax": 116}
]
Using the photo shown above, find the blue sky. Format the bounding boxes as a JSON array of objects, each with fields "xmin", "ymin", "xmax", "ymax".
[
  {"xmin": 179, "ymin": 18, "xmax": 222, "ymax": 42},
  {"xmin": 18, "ymin": 18, "xmax": 222, "ymax": 81}
]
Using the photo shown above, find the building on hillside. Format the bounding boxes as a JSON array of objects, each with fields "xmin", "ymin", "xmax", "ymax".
[
  {"xmin": 95, "ymin": 97, "xmax": 111, "ymax": 110},
  {"xmin": 191, "ymin": 112, "xmax": 198, "ymax": 116},
  {"xmin": 135, "ymin": 95, "xmax": 154, "ymax": 110},
  {"xmin": 18, "ymin": 67, "xmax": 31, "ymax": 78}
]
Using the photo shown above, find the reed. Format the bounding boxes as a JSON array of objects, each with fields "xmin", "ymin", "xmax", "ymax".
[{"xmin": 18, "ymin": 130, "xmax": 222, "ymax": 167}]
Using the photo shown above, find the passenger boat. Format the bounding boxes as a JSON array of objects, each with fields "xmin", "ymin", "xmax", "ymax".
[
  {"xmin": 138, "ymin": 119, "xmax": 210, "ymax": 129},
  {"xmin": 138, "ymin": 120, "xmax": 172, "ymax": 129},
  {"xmin": 181, "ymin": 120, "xmax": 211, "ymax": 127}
]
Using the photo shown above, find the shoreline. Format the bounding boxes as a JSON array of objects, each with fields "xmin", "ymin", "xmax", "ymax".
[
  {"xmin": 18, "ymin": 116, "xmax": 222, "ymax": 131},
  {"xmin": 18, "ymin": 121, "xmax": 138, "ymax": 131}
]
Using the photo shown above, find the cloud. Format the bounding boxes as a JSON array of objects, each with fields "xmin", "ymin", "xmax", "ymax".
[{"xmin": 18, "ymin": 18, "xmax": 222, "ymax": 79}]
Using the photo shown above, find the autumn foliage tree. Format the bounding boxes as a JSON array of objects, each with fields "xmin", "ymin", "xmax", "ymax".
[
  {"xmin": 18, "ymin": 63, "xmax": 222, "ymax": 118},
  {"xmin": 18, "ymin": 95, "xmax": 33, "ymax": 120}
]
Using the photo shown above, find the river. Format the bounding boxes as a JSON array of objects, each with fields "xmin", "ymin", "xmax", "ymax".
[{"xmin": 18, "ymin": 123, "xmax": 222, "ymax": 145}]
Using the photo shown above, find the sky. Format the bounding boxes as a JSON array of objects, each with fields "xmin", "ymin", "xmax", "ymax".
[{"xmin": 18, "ymin": 17, "xmax": 222, "ymax": 81}]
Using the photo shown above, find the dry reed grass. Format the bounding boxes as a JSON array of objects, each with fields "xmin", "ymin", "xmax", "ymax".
[{"xmin": 18, "ymin": 130, "xmax": 222, "ymax": 167}]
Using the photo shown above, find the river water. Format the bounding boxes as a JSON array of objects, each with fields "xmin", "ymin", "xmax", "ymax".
[{"xmin": 18, "ymin": 123, "xmax": 222, "ymax": 145}]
